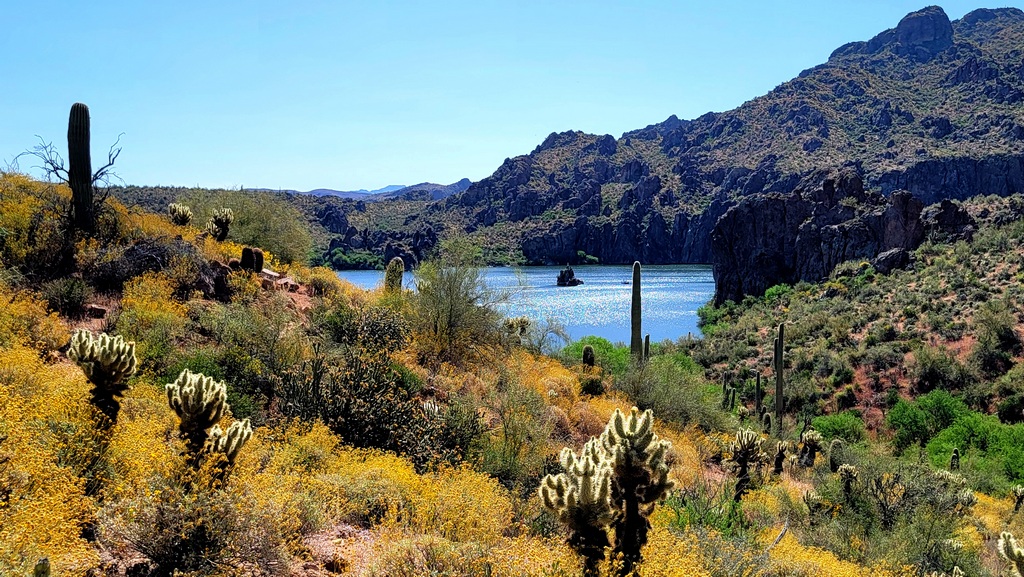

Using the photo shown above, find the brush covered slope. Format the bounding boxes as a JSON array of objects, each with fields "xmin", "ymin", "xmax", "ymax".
[{"xmin": 9, "ymin": 170, "xmax": 1024, "ymax": 576}]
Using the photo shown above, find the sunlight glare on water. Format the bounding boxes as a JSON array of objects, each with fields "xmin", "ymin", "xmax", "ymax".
[{"xmin": 336, "ymin": 264, "xmax": 715, "ymax": 343}]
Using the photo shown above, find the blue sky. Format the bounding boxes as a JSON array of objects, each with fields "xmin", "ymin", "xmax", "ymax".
[{"xmin": 3, "ymin": 1, "xmax": 1020, "ymax": 191}]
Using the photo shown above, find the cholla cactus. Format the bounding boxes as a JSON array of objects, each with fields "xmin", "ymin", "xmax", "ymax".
[
  {"xmin": 166, "ymin": 369, "xmax": 227, "ymax": 458},
  {"xmin": 1012, "ymin": 485, "xmax": 1024, "ymax": 512},
  {"xmin": 772, "ymin": 440, "xmax": 788, "ymax": 475},
  {"xmin": 803, "ymin": 490, "xmax": 827, "ymax": 524},
  {"xmin": 541, "ymin": 407, "xmax": 673, "ymax": 577},
  {"xmin": 955, "ymin": 488, "xmax": 977, "ymax": 513},
  {"xmin": 950, "ymin": 447, "xmax": 961, "ymax": 471},
  {"xmin": 798, "ymin": 430, "xmax": 823, "ymax": 468},
  {"xmin": 539, "ymin": 439, "xmax": 613, "ymax": 577},
  {"xmin": 1000, "ymin": 532, "xmax": 1024, "ymax": 577},
  {"xmin": 34, "ymin": 558, "xmax": 50, "ymax": 577},
  {"xmin": 600, "ymin": 407, "xmax": 674, "ymax": 575},
  {"xmin": 68, "ymin": 329, "xmax": 138, "ymax": 428},
  {"xmin": 168, "ymin": 202, "xmax": 193, "ymax": 226},
  {"xmin": 205, "ymin": 207, "xmax": 233, "ymax": 241},
  {"xmin": 729, "ymin": 428, "xmax": 763, "ymax": 501},
  {"xmin": 870, "ymin": 472, "xmax": 906, "ymax": 529},
  {"xmin": 208, "ymin": 419, "xmax": 253, "ymax": 466},
  {"xmin": 838, "ymin": 463, "xmax": 859, "ymax": 500}
]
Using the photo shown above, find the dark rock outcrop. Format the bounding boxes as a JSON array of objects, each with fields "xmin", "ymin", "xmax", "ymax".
[{"xmin": 711, "ymin": 168, "xmax": 975, "ymax": 304}]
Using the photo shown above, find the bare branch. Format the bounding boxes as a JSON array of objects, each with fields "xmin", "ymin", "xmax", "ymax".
[
  {"xmin": 91, "ymin": 132, "xmax": 123, "ymax": 186},
  {"xmin": 14, "ymin": 137, "xmax": 69, "ymax": 184}
]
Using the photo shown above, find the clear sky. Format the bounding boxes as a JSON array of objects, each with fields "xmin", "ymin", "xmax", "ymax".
[{"xmin": 3, "ymin": 1, "xmax": 1021, "ymax": 192}]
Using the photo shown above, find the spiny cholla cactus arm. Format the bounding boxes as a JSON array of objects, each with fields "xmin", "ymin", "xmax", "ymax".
[
  {"xmin": 539, "ymin": 439, "xmax": 613, "ymax": 577},
  {"xmin": 730, "ymin": 428, "xmax": 764, "ymax": 502},
  {"xmin": 838, "ymin": 463, "xmax": 859, "ymax": 501},
  {"xmin": 600, "ymin": 407, "xmax": 674, "ymax": 575},
  {"xmin": 168, "ymin": 202, "xmax": 193, "ymax": 226},
  {"xmin": 1012, "ymin": 485, "xmax": 1024, "ymax": 512},
  {"xmin": 206, "ymin": 208, "xmax": 233, "ymax": 241},
  {"xmin": 68, "ymin": 329, "xmax": 138, "ymax": 429},
  {"xmin": 166, "ymin": 369, "xmax": 227, "ymax": 458},
  {"xmin": 772, "ymin": 440, "xmax": 787, "ymax": 475},
  {"xmin": 1000, "ymin": 532, "xmax": 1024, "ymax": 577},
  {"xmin": 207, "ymin": 418, "xmax": 253, "ymax": 482}
]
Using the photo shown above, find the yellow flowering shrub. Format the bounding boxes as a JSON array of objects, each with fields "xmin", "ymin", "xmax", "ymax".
[
  {"xmin": 760, "ymin": 526, "xmax": 915, "ymax": 577},
  {"xmin": 0, "ymin": 282, "xmax": 69, "ymax": 354},
  {"xmin": 116, "ymin": 271, "xmax": 188, "ymax": 369},
  {"xmin": 0, "ymin": 173, "xmax": 69, "ymax": 274},
  {"xmin": 634, "ymin": 526, "xmax": 711, "ymax": 577},
  {"xmin": 0, "ymin": 345, "xmax": 97, "ymax": 574},
  {"xmin": 488, "ymin": 535, "xmax": 580, "ymax": 577}
]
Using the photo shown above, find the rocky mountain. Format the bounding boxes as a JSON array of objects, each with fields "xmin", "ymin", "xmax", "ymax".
[{"xmin": 309, "ymin": 7, "xmax": 1024, "ymax": 287}]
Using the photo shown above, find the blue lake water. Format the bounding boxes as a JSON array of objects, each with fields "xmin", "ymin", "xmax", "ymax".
[{"xmin": 336, "ymin": 264, "xmax": 715, "ymax": 343}]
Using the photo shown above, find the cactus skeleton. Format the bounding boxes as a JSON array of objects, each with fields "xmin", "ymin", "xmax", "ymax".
[{"xmin": 68, "ymin": 329, "xmax": 138, "ymax": 429}]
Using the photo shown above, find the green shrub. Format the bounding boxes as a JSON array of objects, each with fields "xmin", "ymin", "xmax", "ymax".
[
  {"xmin": 561, "ymin": 336, "xmax": 630, "ymax": 377},
  {"xmin": 183, "ymin": 189, "xmax": 313, "ymax": 263},
  {"xmin": 41, "ymin": 276, "xmax": 92, "ymax": 317},
  {"xmin": 813, "ymin": 411, "xmax": 866, "ymax": 443}
]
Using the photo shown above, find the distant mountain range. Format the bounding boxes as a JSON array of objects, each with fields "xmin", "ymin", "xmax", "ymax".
[{"xmin": 261, "ymin": 179, "xmax": 473, "ymax": 202}]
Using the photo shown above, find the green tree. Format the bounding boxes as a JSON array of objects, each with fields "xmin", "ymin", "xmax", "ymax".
[{"xmin": 411, "ymin": 236, "xmax": 507, "ymax": 366}]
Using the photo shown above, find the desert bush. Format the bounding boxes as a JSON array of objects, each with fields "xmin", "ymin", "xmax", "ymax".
[
  {"xmin": 0, "ymin": 282, "xmax": 69, "ymax": 353},
  {"xmin": 411, "ymin": 236, "xmax": 506, "ymax": 367},
  {"xmin": 0, "ymin": 173, "xmax": 70, "ymax": 279},
  {"xmin": 812, "ymin": 411, "xmax": 866, "ymax": 444},
  {"xmin": 614, "ymin": 355, "xmax": 725, "ymax": 431},
  {"xmin": 912, "ymin": 345, "xmax": 973, "ymax": 393},
  {"xmin": 115, "ymin": 271, "xmax": 188, "ymax": 371},
  {"xmin": 40, "ymin": 276, "xmax": 92, "ymax": 317},
  {"xmin": 182, "ymin": 189, "xmax": 312, "ymax": 263}
]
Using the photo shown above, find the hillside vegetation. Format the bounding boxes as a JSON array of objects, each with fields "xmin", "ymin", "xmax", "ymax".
[{"xmin": 7, "ymin": 171, "xmax": 1024, "ymax": 577}]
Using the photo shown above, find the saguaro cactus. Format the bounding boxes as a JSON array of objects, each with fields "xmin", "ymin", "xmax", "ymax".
[
  {"xmin": 168, "ymin": 203, "xmax": 193, "ymax": 226},
  {"xmin": 630, "ymin": 261, "xmax": 642, "ymax": 360},
  {"xmin": 754, "ymin": 373, "xmax": 762, "ymax": 417},
  {"xmin": 582, "ymin": 344, "xmax": 596, "ymax": 367},
  {"xmin": 950, "ymin": 447, "xmax": 961, "ymax": 471},
  {"xmin": 827, "ymin": 438, "xmax": 844, "ymax": 473},
  {"xmin": 773, "ymin": 323, "xmax": 785, "ymax": 436},
  {"xmin": 68, "ymin": 103, "xmax": 95, "ymax": 234},
  {"xmin": 539, "ymin": 439, "xmax": 613, "ymax": 577},
  {"xmin": 384, "ymin": 256, "xmax": 404, "ymax": 293},
  {"xmin": 730, "ymin": 429, "xmax": 763, "ymax": 501},
  {"xmin": 68, "ymin": 329, "xmax": 138, "ymax": 429}
]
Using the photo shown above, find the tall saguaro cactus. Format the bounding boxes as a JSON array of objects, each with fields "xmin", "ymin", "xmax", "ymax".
[
  {"xmin": 630, "ymin": 261, "xmax": 642, "ymax": 359},
  {"xmin": 68, "ymin": 103, "xmax": 95, "ymax": 234},
  {"xmin": 773, "ymin": 323, "xmax": 785, "ymax": 436}
]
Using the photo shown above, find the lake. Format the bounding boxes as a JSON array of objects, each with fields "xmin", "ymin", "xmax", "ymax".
[{"xmin": 336, "ymin": 264, "xmax": 715, "ymax": 343}]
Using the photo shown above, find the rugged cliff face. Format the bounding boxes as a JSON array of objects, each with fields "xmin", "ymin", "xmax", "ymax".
[{"xmin": 710, "ymin": 168, "xmax": 975, "ymax": 304}]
